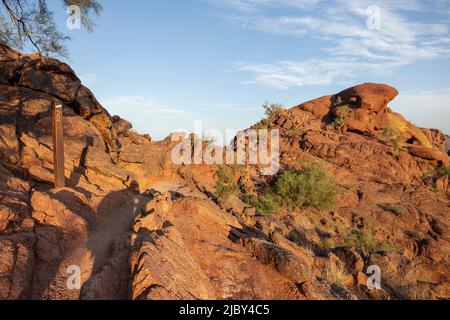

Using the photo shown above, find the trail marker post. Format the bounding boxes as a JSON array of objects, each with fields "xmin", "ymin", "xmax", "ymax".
[{"xmin": 52, "ymin": 104, "xmax": 65, "ymax": 189}]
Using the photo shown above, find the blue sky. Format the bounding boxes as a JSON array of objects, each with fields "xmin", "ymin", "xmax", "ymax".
[{"xmin": 50, "ymin": 0, "xmax": 450, "ymax": 140}]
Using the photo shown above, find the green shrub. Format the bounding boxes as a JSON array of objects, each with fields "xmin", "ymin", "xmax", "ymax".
[
  {"xmin": 328, "ymin": 117, "xmax": 345, "ymax": 131},
  {"xmin": 263, "ymin": 102, "xmax": 283, "ymax": 119},
  {"xmin": 287, "ymin": 127, "xmax": 302, "ymax": 138},
  {"xmin": 252, "ymin": 102, "xmax": 284, "ymax": 130},
  {"xmin": 345, "ymin": 229, "xmax": 396, "ymax": 258},
  {"xmin": 252, "ymin": 118, "xmax": 270, "ymax": 130},
  {"xmin": 380, "ymin": 127, "xmax": 402, "ymax": 150},
  {"xmin": 242, "ymin": 194, "xmax": 279, "ymax": 216},
  {"xmin": 241, "ymin": 163, "xmax": 339, "ymax": 215},
  {"xmin": 423, "ymin": 165, "xmax": 450, "ymax": 192},
  {"xmin": 436, "ymin": 165, "xmax": 450, "ymax": 178},
  {"xmin": 272, "ymin": 164, "xmax": 339, "ymax": 210},
  {"xmin": 215, "ymin": 165, "xmax": 241, "ymax": 200}
]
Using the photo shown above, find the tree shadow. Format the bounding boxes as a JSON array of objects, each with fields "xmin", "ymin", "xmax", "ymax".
[
  {"xmin": 28, "ymin": 226, "xmax": 62, "ymax": 299},
  {"xmin": 29, "ymin": 186, "xmax": 147, "ymax": 300}
]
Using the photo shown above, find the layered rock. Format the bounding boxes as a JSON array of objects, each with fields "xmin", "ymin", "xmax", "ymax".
[{"xmin": 0, "ymin": 44, "xmax": 449, "ymax": 301}]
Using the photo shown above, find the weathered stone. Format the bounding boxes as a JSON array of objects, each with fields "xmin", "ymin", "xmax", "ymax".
[
  {"xmin": 31, "ymin": 190, "xmax": 92, "ymax": 237},
  {"xmin": 242, "ymin": 237, "xmax": 313, "ymax": 284},
  {"xmin": 409, "ymin": 145, "xmax": 449, "ymax": 165},
  {"xmin": 19, "ymin": 59, "xmax": 81, "ymax": 103}
]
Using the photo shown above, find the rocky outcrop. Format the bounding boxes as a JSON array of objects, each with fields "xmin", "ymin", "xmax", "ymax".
[
  {"xmin": 0, "ymin": 44, "xmax": 449, "ymax": 300},
  {"xmin": 242, "ymin": 82, "xmax": 450, "ymax": 299}
]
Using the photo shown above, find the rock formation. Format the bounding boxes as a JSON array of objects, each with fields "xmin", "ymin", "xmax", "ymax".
[{"xmin": 0, "ymin": 43, "xmax": 449, "ymax": 300}]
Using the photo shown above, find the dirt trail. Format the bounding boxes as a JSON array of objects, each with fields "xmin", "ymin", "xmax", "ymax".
[
  {"xmin": 33, "ymin": 191, "xmax": 147, "ymax": 300},
  {"xmin": 33, "ymin": 179, "xmax": 187, "ymax": 300}
]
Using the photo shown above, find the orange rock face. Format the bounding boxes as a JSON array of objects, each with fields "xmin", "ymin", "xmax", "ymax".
[
  {"xmin": 0, "ymin": 44, "xmax": 449, "ymax": 300},
  {"xmin": 334, "ymin": 82, "xmax": 399, "ymax": 113}
]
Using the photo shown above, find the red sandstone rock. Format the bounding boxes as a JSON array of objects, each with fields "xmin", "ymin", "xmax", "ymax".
[{"xmin": 0, "ymin": 44, "xmax": 449, "ymax": 301}]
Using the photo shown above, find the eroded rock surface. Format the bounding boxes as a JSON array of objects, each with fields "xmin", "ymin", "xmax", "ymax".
[{"xmin": 0, "ymin": 44, "xmax": 449, "ymax": 300}]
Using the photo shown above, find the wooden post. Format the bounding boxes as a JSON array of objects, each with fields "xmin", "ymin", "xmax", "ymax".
[{"xmin": 52, "ymin": 104, "xmax": 65, "ymax": 189}]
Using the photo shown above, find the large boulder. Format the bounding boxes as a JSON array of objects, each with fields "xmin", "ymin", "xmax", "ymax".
[
  {"xmin": 333, "ymin": 83, "xmax": 399, "ymax": 113},
  {"xmin": 408, "ymin": 145, "xmax": 449, "ymax": 165}
]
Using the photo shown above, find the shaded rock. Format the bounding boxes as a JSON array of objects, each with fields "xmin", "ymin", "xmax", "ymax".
[
  {"xmin": 300, "ymin": 278, "xmax": 357, "ymax": 300},
  {"xmin": 112, "ymin": 115, "xmax": 132, "ymax": 136},
  {"xmin": 331, "ymin": 246, "xmax": 365, "ymax": 274},
  {"xmin": 73, "ymin": 85, "xmax": 104, "ymax": 119},
  {"xmin": 0, "ymin": 234, "xmax": 35, "ymax": 300},
  {"xmin": 0, "ymin": 205, "xmax": 19, "ymax": 233},
  {"xmin": 84, "ymin": 146, "xmax": 132, "ymax": 190},
  {"xmin": 31, "ymin": 189, "xmax": 93, "ymax": 237},
  {"xmin": 19, "ymin": 58, "xmax": 81, "ymax": 104},
  {"xmin": 242, "ymin": 237, "xmax": 312, "ymax": 284}
]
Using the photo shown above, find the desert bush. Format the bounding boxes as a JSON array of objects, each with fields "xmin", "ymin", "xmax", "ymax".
[
  {"xmin": 328, "ymin": 116, "xmax": 345, "ymax": 131},
  {"xmin": 323, "ymin": 259, "xmax": 350, "ymax": 287},
  {"xmin": 286, "ymin": 127, "xmax": 302, "ymax": 138},
  {"xmin": 423, "ymin": 165, "xmax": 450, "ymax": 192},
  {"xmin": 436, "ymin": 165, "xmax": 450, "ymax": 178},
  {"xmin": 215, "ymin": 165, "xmax": 241, "ymax": 200},
  {"xmin": 263, "ymin": 102, "xmax": 284, "ymax": 119},
  {"xmin": 242, "ymin": 193, "xmax": 279, "ymax": 216},
  {"xmin": 272, "ymin": 164, "xmax": 339, "ymax": 211},
  {"xmin": 243, "ymin": 163, "xmax": 339, "ymax": 214},
  {"xmin": 379, "ymin": 127, "xmax": 406, "ymax": 159},
  {"xmin": 253, "ymin": 102, "xmax": 284, "ymax": 130},
  {"xmin": 345, "ymin": 229, "xmax": 396, "ymax": 258},
  {"xmin": 253, "ymin": 119, "xmax": 270, "ymax": 130},
  {"xmin": 380, "ymin": 127, "xmax": 402, "ymax": 150}
]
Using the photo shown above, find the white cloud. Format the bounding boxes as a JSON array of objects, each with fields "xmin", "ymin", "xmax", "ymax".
[
  {"xmin": 210, "ymin": 0, "xmax": 450, "ymax": 89},
  {"xmin": 210, "ymin": 0, "xmax": 321, "ymax": 12},
  {"xmin": 237, "ymin": 58, "xmax": 397, "ymax": 89}
]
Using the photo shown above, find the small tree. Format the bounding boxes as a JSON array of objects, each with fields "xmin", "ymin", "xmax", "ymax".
[
  {"xmin": 262, "ymin": 102, "xmax": 283, "ymax": 119},
  {"xmin": 253, "ymin": 102, "xmax": 284, "ymax": 130},
  {"xmin": 0, "ymin": 0, "xmax": 102, "ymax": 57}
]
